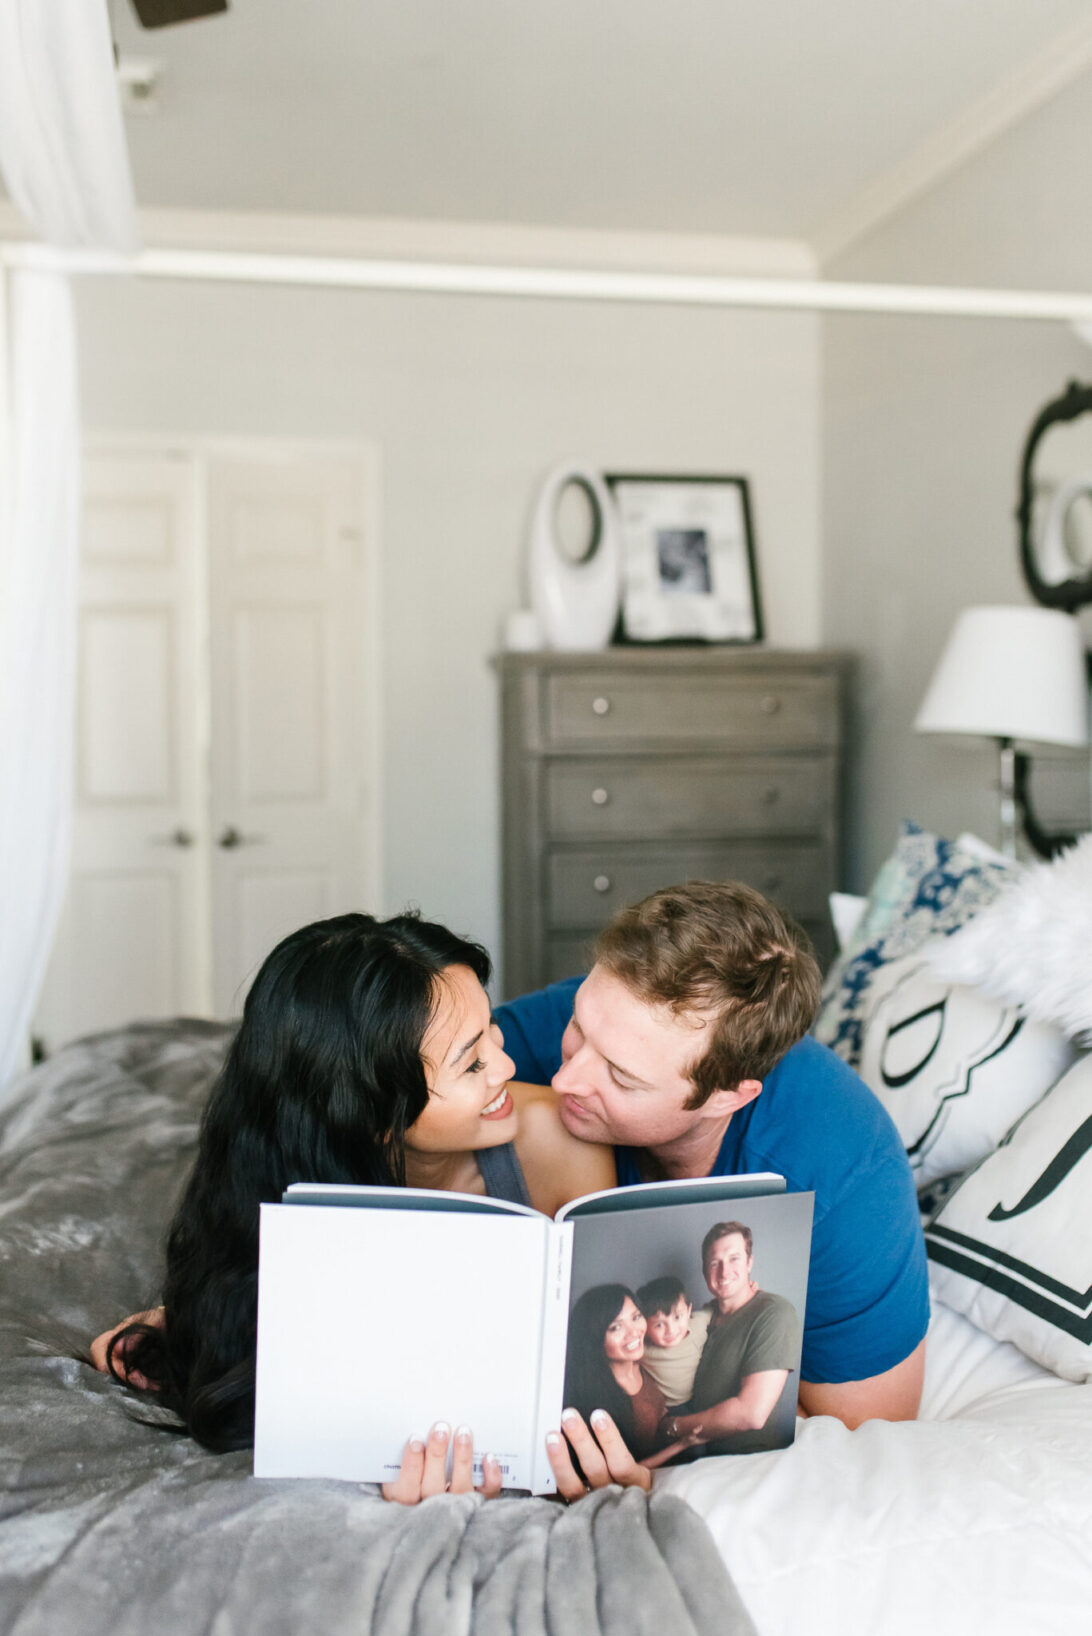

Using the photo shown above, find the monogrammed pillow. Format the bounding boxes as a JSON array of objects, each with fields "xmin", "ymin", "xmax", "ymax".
[
  {"xmin": 856, "ymin": 950, "xmax": 1074, "ymax": 1187},
  {"xmin": 925, "ymin": 1053, "xmax": 1092, "ymax": 1382}
]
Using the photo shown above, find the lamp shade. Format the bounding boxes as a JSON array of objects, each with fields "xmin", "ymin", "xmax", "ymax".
[{"xmin": 915, "ymin": 605, "xmax": 1088, "ymax": 747}]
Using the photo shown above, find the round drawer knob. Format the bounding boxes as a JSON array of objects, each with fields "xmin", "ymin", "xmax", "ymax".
[
  {"xmin": 591, "ymin": 787, "xmax": 610, "ymax": 806},
  {"xmin": 761, "ymin": 694, "xmax": 782, "ymax": 715},
  {"xmin": 593, "ymin": 874, "xmax": 612, "ymax": 894},
  {"xmin": 592, "ymin": 695, "xmax": 611, "ymax": 716},
  {"xmin": 762, "ymin": 785, "xmax": 781, "ymax": 805}
]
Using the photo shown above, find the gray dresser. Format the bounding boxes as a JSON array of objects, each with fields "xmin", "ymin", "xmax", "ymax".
[{"xmin": 493, "ymin": 647, "xmax": 850, "ymax": 998}]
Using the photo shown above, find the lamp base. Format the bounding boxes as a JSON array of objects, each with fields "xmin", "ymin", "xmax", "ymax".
[{"xmin": 998, "ymin": 739, "xmax": 1017, "ymax": 859}]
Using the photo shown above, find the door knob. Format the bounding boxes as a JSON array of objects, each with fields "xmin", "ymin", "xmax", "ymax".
[
  {"xmin": 217, "ymin": 825, "xmax": 263, "ymax": 849},
  {"xmin": 150, "ymin": 827, "xmax": 194, "ymax": 848}
]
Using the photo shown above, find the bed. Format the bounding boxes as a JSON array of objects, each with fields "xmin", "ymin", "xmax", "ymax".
[{"xmin": 2, "ymin": 825, "xmax": 1091, "ymax": 1636}]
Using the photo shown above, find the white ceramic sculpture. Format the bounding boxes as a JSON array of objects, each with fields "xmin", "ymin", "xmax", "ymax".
[{"xmin": 529, "ymin": 462, "xmax": 621, "ymax": 650}]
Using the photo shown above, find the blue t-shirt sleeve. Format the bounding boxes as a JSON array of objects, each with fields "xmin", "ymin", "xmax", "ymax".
[
  {"xmin": 799, "ymin": 1139, "xmax": 929, "ymax": 1384},
  {"xmin": 492, "ymin": 975, "xmax": 584, "ymax": 1086},
  {"xmin": 731, "ymin": 1038, "xmax": 929, "ymax": 1385}
]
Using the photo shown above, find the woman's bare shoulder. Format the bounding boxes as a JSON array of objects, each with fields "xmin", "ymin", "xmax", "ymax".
[{"xmin": 510, "ymin": 1082, "xmax": 615, "ymax": 1215}]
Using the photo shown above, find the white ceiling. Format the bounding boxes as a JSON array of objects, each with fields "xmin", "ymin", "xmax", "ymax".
[{"xmin": 76, "ymin": 0, "xmax": 1092, "ymax": 254}]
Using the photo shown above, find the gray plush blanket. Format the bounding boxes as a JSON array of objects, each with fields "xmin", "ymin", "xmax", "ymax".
[{"xmin": 0, "ymin": 1022, "xmax": 753, "ymax": 1636}]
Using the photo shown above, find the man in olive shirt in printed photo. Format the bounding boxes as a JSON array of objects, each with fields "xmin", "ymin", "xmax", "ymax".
[{"xmin": 662, "ymin": 1220, "xmax": 801, "ymax": 1456}]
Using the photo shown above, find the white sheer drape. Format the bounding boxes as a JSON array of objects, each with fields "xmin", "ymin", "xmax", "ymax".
[
  {"xmin": 0, "ymin": 0, "xmax": 138, "ymax": 250},
  {"xmin": 0, "ymin": 271, "xmax": 80, "ymax": 1085},
  {"xmin": 0, "ymin": 0, "xmax": 138, "ymax": 1089}
]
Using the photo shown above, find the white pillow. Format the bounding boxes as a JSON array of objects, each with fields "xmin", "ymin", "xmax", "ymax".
[
  {"xmin": 856, "ymin": 949, "xmax": 1074, "ymax": 1186},
  {"xmin": 925, "ymin": 1053, "xmax": 1092, "ymax": 1382},
  {"xmin": 829, "ymin": 892, "xmax": 867, "ymax": 954},
  {"xmin": 930, "ymin": 833, "xmax": 1092, "ymax": 1041}
]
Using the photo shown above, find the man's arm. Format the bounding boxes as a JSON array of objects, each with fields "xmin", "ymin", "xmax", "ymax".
[
  {"xmin": 797, "ymin": 1338, "xmax": 925, "ymax": 1428},
  {"xmin": 669, "ymin": 1368, "xmax": 788, "ymax": 1440}
]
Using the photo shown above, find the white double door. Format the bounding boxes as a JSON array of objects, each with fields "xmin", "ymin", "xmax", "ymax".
[{"xmin": 36, "ymin": 439, "xmax": 379, "ymax": 1050}]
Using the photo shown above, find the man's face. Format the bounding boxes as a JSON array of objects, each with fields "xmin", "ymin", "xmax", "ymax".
[
  {"xmin": 550, "ymin": 965, "xmax": 711, "ymax": 1149},
  {"xmin": 704, "ymin": 1232, "xmax": 754, "ymax": 1314}
]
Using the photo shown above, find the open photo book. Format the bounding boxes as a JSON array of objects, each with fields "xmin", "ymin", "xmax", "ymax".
[{"xmin": 253, "ymin": 1172, "xmax": 814, "ymax": 1494}]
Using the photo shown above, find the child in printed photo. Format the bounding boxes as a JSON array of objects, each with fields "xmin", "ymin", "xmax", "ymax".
[{"xmin": 635, "ymin": 1274, "xmax": 711, "ymax": 1410}]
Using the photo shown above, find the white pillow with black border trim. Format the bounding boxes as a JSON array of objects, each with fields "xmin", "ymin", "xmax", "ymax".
[
  {"xmin": 856, "ymin": 948, "xmax": 1074, "ymax": 1187},
  {"xmin": 924, "ymin": 1052, "xmax": 1092, "ymax": 1382}
]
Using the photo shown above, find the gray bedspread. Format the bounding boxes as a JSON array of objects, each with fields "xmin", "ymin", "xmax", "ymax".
[{"xmin": 0, "ymin": 1022, "xmax": 754, "ymax": 1636}]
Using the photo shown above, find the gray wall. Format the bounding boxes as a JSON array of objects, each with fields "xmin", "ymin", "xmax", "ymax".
[
  {"xmin": 822, "ymin": 69, "xmax": 1092, "ymax": 887},
  {"xmin": 75, "ymin": 275, "xmax": 821, "ymax": 965}
]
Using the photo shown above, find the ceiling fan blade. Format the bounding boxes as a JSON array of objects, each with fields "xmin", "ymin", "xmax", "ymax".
[{"xmin": 129, "ymin": 0, "xmax": 228, "ymax": 27}]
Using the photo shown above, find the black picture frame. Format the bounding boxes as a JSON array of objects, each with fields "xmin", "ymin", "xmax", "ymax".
[{"xmin": 605, "ymin": 473, "xmax": 763, "ymax": 644}]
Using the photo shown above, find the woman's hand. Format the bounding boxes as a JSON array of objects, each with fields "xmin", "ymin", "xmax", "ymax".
[
  {"xmin": 545, "ymin": 1407, "xmax": 651, "ymax": 1501},
  {"xmin": 381, "ymin": 1422, "xmax": 504, "ymax": 1506},
  {"xmin": 89, "ymin": 1307, "xmax": 165, "ymax": 1389}
]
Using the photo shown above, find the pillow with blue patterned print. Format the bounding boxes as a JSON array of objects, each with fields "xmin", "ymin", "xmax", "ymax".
[{"xmin": 812, "ymin": 821, "xmax": 1020, "ymax": 1069}]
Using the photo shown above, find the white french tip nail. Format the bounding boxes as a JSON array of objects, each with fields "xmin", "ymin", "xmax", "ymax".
[
  {"xmin": 561, "ymin": 1407, "xmax": 580, "ymax": 1423},
  {"xmin": 545, "ymin": 1432, "xmax": 561, "ymax": 1447},
  {"xmin": 454, "ymin": 1424, "xmax": 471, "ymax": 1440},
  {"xmin": 590, "ymin": 1409, "xmax": 609, "ymax": 1426},
  {"xmin": 432, "ymin": 1420, "xmax": 451, "ymax": 1437}
]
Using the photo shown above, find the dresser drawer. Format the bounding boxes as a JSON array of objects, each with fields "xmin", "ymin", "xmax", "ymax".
[
  {"xmin": 546, "ymin": 842, "xmax": 832, "ymax": 928},
  {"xmin": 545, "ymin": 757, "xmax": 831, "ymax": 840},
  {"xmin": 544, "ymin": 670, "xmax": 837, "ymax": 751}
]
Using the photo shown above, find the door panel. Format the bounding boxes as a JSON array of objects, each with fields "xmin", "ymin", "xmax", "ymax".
[
  {"xmin": 80, "ymin": 607, "xmax": 177, "ymax": 801},
  {"xmin": 232, "ymin": 604, "xmax": 327, "ymax": 802},
  {"xmin": 208, "ymin": 452, "xmax": 371, "ymax": 1015},
  {"xmin": 35, "ymin": 452, "xmax": 207, "ymax": 1047}
]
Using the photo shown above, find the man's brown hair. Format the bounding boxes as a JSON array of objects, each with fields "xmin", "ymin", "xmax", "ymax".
[
  {"xmin": 593, "ymin": 880, "xmax": 821, "ymax": 1107},
  {"xmin": 701, "ymin": 1220, "xmax": 754, "ymax": 1268}
]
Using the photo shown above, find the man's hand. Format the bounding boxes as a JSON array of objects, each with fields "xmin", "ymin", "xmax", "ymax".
[
  {"xmin": 545, "ymin": 1408, "xmax": 651, "ymax": 1501},
  {"xmin": 381, "ymin": 1422, "xmax": 504, "ymax": 1506},
  {"xmin": 669, "ymin": 1367, "xmax": 788, "ymax": 1442}
]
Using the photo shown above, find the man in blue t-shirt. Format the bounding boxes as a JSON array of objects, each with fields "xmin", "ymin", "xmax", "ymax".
[{"xmin": 494, "ymin": 881, "xmax": 929, "ymax": 1499}]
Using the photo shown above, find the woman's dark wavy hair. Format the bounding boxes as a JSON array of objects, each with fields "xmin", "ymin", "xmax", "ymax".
[
  {"xmin": 562, "ymin": 1283, "xmax": 641, "ymax": 1447},
  {"xmin": 107, "ymin": 910, "xmax": 490, "ymax": 1453}
]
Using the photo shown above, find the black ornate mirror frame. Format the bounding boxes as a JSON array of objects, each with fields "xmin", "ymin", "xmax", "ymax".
[
  {"xmin": 1017, "ymin": 378, "xmax": 1092, "ymax": 611},
  {"xmin": 1014, "ymin": 378, "xmax": 1092, "ymax": 856}
]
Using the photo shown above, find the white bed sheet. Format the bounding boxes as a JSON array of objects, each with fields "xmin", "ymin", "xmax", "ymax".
[{"xmin": 656, "ymin": 1297, "xmax": 1092, "ymax": 1636}]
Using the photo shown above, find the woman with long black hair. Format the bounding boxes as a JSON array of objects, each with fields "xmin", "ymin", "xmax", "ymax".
[{"xmin": 92, "ymin": 910, "xmax": 612, "ymax": 1490}]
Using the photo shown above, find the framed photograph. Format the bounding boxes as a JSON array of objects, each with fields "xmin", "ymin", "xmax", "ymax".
[{"xmin": 605, "ymin": 473, "xmax": 763, "ymax": 644}]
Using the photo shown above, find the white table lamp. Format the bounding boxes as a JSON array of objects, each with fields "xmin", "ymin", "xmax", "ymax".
[{"xmin": 915, "ymin": 605, "xmax": 1088, "ymax": 856}]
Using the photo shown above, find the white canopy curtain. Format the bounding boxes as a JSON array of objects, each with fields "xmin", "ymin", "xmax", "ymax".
[{"xmin": 0, "ymin": 0, "xmax": 138, "ymax": 1090}]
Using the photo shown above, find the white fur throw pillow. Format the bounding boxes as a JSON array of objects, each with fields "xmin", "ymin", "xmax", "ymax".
[{"xmin": 930, "ymin": 834, "xmax": 1092, "ymax": 1041}]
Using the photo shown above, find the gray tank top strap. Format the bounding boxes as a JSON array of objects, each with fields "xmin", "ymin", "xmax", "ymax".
[{"xmin": 476, "ymin": 1141, "xmax": 533, "ymax": 1207}]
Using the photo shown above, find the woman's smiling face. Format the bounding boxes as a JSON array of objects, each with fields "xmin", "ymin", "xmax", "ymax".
[
  {"xmin": 602, "ymin": 1296, "xmax": 646, "ymax": 1365},
  {"xmin": 405, "ymin": 964, "xmax": 518, "ymax": 1155}
]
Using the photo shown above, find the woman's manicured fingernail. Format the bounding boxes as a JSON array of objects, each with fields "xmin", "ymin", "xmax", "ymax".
[
  {"xmin": 545, "ymin": 1432, "xmax": 562, "ymax": 1447},
  {"xmin": 409, "ymin": 1438, "xmax": 425, "ymax": 1453},
  {"xmin": 432, "ymin": 1420, "xmax": 451, "ymax": 1438},
  {"xmin": 590, "ymin": 1409, "xmax": 609, "ymax": 1428},
  {"xmin": 454, "ymin": 1424, "xmax": 471, "ymax": 1443},
  {"xmin": 561, "ymin": 1407, "xmax": 580, "ymax": 1423}
]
